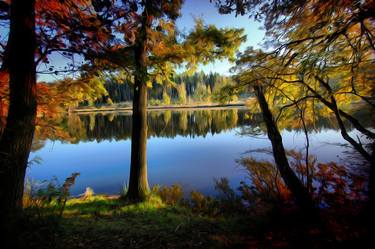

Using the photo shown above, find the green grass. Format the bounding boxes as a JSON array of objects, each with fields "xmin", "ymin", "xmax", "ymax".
[
  {"xmin": 18, "ymin": 195, "xmax": 251, "ymax": 249},
  {"xmin": 14, "ymin": 193, "xmax": 367, "ymax": 249}
]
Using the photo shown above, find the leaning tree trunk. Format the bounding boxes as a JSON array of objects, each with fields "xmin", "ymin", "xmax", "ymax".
[
  {"xmin": 254, "ymin": 85, "xmax": 316, "ymax": 213},
  {"xmin": 0, "ymin": 0, "xmax": 36, "ymax": 220},
  {"xmin": 126, "ymin": 10, "xmax": 150, "ymax": 202}
]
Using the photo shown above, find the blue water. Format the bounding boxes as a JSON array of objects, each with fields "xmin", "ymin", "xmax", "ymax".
[{"xmin": 27, "ymin": 110, "xmax": 354, "ymax": 196}]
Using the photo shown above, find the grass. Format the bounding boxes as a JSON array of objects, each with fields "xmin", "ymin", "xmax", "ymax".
[
  {"xmin": 59, "ymin": 195, "xmax": 252, "ymax": 249},
  {"xmin": 14, "ymin": 194, "xmax": 252, "ymax": 249},
  {"xmin": 10, "ymin": 185, "xmax": 370, "ymax": 249}
]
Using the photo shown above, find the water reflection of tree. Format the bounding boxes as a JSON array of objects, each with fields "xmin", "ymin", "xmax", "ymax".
[
  {"xmin": 29, "ymin": 107, "xmax": 372, "ymax": 147},
  {"xmin": 59, "ymin": 109, "xmax": 249, "ymax": 142}
]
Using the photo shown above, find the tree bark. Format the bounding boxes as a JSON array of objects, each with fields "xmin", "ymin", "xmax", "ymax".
[
  {"xmin": 127, "ymin": 78, "xmax": 150, "ymax": 201},
  {"xmin": 367, "ymin": 143, "xmax": 375, "ymax": 221},
  {"xmin": 254, "ymin": 85, "xmax": 316, "ymax": 213},
  {"xmin": 126, "ymin": 7, "xmax": 150, "ymax": 202},
  {"xmin": 0, "ymin": 0, "xmax": 36, "ymax": 220}
]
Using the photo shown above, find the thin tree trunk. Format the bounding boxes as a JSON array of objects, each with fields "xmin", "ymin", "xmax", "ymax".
[
  {"xmin": 126, "ymin": 7, "xmax": 150, "ymax": 202},
  {"xmin": 299, "ymin": 104, "xmax": 312, "ymax": 193},
  {"xmin": 368, "ymin": 143, "xmax": 375, "ymax": 221},
  {"xmin": 0, "ymin": 0, "xmax": 36, "ymax": 220},
  {"xmin": 313, "ymin": 75, "xmax": 371, "ymax": 161},
  {"xmin": 254, "ymin": 85, "xmax": 315, "ymax": 213},
  {"xmin": 305, "ymin": 77, "xmax": 375, "ymax": 140}
]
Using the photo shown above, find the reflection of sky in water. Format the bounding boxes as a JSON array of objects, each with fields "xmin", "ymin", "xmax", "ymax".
[{"xmin": 27, "ymin": 126, "xmax": 356, "ymax": 196}]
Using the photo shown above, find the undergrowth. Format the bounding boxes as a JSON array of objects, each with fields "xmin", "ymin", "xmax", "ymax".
[{"xmin": 10, "ymin": 154, "xmax": 370, "ymax": 249}]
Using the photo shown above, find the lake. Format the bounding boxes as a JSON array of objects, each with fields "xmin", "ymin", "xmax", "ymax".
[{"xmin": 27, "ymin": 107, "xmax": 360, "ymax": 196}]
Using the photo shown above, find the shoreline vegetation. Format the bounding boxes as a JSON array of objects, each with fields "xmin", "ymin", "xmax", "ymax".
[
  {"xmin": 20, "ymin": 193, "xmax": 251, "ymax": 249},
  {"xmin": 15, "ymin": 177, "xmax": 369, "ymax": 249},
  {"xmin": 71, "ymin": 101, "xmax": 247, "ymax": 114}
]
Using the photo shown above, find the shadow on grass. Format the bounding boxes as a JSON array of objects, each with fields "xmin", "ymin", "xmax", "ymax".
[
  {"xmin": 13, "ymin": 195, "xmax": 252, "ymax": 249},
  {"xmin": 11, "ymin": 193, "xmax": 369, "ymax": 249}
]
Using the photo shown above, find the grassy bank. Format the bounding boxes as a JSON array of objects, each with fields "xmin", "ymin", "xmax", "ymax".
[
  {"xmin": 15, "ymin": 195, "xmax": 253, "ymax": 249},
  {"xmin": 9, "ymin": 159, "xmax": 371, "ymax": 249},
  {"xmin": 8, "ymin": 190, "xmax": 369, "ymax": 249}
]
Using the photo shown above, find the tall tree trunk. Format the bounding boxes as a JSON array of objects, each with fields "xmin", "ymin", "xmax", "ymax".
[
  {"xmin": 127, "ymin": 79, "xmax": 150, "ymax": 201},
  {"xmin": 126, "ymin": 9, "xmax": 150, "ymax": 202},
  {"xmin": 367, "ymin": 143, "xmax": 375, "ymax": 221},
  {"xmin": 254, "ymin": 85, "xmax": 315, "ymax": 213},
  {"xmin": 0, "ymin": 0, "xmax": 36, "ymax": 220}
]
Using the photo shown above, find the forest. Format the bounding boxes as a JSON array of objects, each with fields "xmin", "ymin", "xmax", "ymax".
[
  {"xmin": 91, "ymin": 71, "xmax": 238, "ymax": 105},
  {"xmin": 0, "ymin": 0, "xmax": 374, "ymax": 248}
]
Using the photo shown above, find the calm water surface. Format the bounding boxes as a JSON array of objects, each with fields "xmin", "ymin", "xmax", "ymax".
[{"xmin": 27, "ymin": 108, "xmax": 357, "ymax": 195}]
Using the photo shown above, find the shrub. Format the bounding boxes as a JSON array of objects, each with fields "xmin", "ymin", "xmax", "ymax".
[
  {"xmin": 214, "ymin": 177, "xmax": 243, "ymax": 213},
  {"xmin": 190, "ymin": 191, "xmax": 218, "ymax": 215},
  {"xmin": 157, "ymin": 184, "xmax": 183, "ymax": 205},
  {"xmin": 23, "ymin": 173, "xmax": 80, "ymax": 217}
]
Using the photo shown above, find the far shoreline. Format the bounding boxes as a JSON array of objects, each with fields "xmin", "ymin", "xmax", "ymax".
[{"xmin": 71, "ymin": 102, "xmax": 247, "ymax": 114}]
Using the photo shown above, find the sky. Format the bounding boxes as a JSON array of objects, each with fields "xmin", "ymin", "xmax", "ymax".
[{"xmin": 34, "ymin": 0, "xmax": 265, "ymax": 82}]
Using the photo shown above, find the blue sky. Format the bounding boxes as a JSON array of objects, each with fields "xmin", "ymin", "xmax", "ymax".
[{"xmin": 34, "ymin": 0, "xmax": 265, "ymax": 82}]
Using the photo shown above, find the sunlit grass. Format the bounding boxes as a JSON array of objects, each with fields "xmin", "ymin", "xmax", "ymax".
[
  {"xmin": 39, "ymin": 194, "xmax": 245, "ymax": 249},
  {"xmin": 63, "ymin": 194, "xmax": 167, "ymax": 216}
]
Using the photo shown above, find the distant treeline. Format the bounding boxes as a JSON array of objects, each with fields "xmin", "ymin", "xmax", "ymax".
[
  {"xmin": 96, "ymin": 72, "xmax": 238, "ymax": 105},
  {"xmin": 31, "ymin": 107, "xmax": 371, "ymax": 151},
  {"xmin": 54, "ymin": 109, "xmax": 353, "ymax": 144},
  {"xmin": 65, "ymin": 109, "xmax": 248, "ymax": 142}
]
